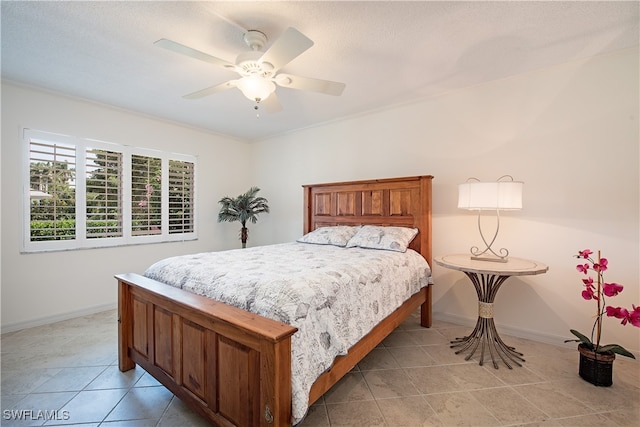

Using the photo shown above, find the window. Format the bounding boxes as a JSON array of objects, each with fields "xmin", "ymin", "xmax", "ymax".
[
  {"xmin": 29, "ymin": 139, "xmax": 76, "ymax": 242},
  {"xmin": 131, "ymin": 154, "xmax": 162, "ymax": 236},
  {"xmin": 168, "ymin": 159, "xmax": 195, "ymax": 234},
  {"xmin": 23, "ymin": 129, "xmax": 197, "ymax": 252},
  {"xmin": 86, "ymin": 148, "xmax": 123, "ymax": 239}
]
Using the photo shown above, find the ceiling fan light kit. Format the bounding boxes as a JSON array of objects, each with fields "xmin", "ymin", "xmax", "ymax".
[
  {"xmin": 154, "ymin": 26, "xmax": 345, "ymax": 112},
  {"xmin": 236, "ymin": 75, "xmax": 276, "ymax": 102}
]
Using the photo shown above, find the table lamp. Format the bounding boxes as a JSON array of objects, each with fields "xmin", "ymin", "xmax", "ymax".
[{"xmin": 458, "ymin": 175, "xmax": 523, "ymax": 262}]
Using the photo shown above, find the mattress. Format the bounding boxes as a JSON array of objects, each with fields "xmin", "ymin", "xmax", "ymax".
[{"xmin": 144, "ymin": 241, "xmax": 431, "ymax": 424}]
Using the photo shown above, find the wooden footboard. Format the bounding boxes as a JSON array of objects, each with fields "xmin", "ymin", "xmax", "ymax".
[{"xmin": 117, "ymin": 273, "xmax": 297, "ymax": 426}]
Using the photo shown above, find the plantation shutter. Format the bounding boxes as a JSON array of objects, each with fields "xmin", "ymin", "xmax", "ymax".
[
  {"xmin": 85, "ymin": 148, "xmax": 123, "ymax": 238},
  {"xmin": 131, "ymin": 154, "xmax": 162, "ymax": 236},
  {"xmin": 168, "ymin": 160, "xmax": 195, "ymax": 234},
  {"xmin": 29, "ymin": 140, "xmax": 76, "ymax": 241}
]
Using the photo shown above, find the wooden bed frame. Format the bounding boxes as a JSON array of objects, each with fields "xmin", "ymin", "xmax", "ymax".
[{"xmin": 117, "ymin": 175, "xmax": 433, "ymax": 426}]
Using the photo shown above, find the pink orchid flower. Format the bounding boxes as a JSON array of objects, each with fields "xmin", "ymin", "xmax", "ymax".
[
  {"xmin": 576, "ymin": 263, "xmax": 590, "ymax": 274},
  {"xmin": 578, "ymin": 249, "xmax": 593, "ymax": 259},
  {"xmin": 602, "ymin": 282, "xmax": 623, "ymax": 297},
  {"xmin": 582, "ymin": 277, "xmax": 597, "ymax": 300},
  {"xmin": 582, "ymin": 288, "xmax": 596, "ymax": 300},
  {"xmin": 606, "ymin": 306, "xmax": 630, "ymax": 325},
  {"xmin": 630, "ymin": 305, "xmax": 640, "ymax": 328},
  {"xmin": 593, "ymin": 258, "xmax": 608, "ymax": 272}
]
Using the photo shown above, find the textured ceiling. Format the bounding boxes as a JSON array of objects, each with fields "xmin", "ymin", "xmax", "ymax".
[{"xmin": 2, "ymin": 1, "xmax": 638, "ymax": 141}]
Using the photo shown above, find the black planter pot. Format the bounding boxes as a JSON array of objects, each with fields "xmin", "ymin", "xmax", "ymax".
[{"xmin": 578, "ymin": 343, "xmax": 615, "ymax": 387}]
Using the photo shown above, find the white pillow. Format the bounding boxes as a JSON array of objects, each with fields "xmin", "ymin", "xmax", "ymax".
[
  {"xmin": 296, "ymin": 226, "xmax": 361, "ymax": 247},
  {"xmin": 346, "ymin": 225, "xmax": 418, "ymax": 252}
]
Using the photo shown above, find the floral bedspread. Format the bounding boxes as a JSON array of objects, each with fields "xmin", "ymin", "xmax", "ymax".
[{"xmin": 144, "ymin": 242, "xmax": 431, "ymax": 424}]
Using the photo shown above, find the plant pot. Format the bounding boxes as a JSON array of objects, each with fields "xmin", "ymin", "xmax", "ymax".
[{"xmin": 577, "ymin": 343, "xmax": 615, "ymax": 387}]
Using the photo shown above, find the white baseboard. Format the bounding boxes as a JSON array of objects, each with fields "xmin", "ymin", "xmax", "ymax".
[
  {"xmin": 434, "ymin": 311, "xmax": 576, "ymax": 350},
  {"xmin": 1, "ymin": 303, "xmax": 117, "ymax": 334}
]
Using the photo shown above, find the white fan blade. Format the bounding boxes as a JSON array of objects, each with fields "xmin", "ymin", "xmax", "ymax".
[
  {"xmin": 155, "ymin": 39, "xmax": 237, "ymax": 71},
  {"xmin": 183, "ymin": 80, "xmax": 237, "ymax": 99},
  {"xmin": 259, "ymin": 27, "xmax": 313, "ymax": 72},
  {"xmin": 275, "ymin": 73, "xmax": 345, "ymax": 96},
  {"xmin": 262, "ymin": 93, "xmax": 283, "ymax": 113}
]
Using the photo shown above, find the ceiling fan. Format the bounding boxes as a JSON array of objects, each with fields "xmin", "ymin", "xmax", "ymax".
[{"xmin": 155, "ymin": 27, "xmax": 346, "ymax": 113}]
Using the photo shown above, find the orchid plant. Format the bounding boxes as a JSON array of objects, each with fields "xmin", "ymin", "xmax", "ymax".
[{"xmin": 565, "ymin": 249, "xmax": 639, "ymax": 358}]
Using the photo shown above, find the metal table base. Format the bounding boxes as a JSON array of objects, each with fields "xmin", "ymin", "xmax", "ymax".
[{"xmin": 450, "ymin": 272, "xmax": 524, "ymax": 369}]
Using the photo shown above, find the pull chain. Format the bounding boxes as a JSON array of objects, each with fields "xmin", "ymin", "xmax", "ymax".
[{"xmin": 253, "ymin": 96, "xmax": 264, "ymax": 118}]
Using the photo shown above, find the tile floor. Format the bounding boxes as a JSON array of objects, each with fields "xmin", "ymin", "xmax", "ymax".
[{"xmin": 1, "ymin": 309, "xmax": 638, "ymax": 426}]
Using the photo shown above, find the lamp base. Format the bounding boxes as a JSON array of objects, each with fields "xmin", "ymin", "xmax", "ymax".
[{"xmin": 471, "ymin": 255, "xmax": 509, "ymax": 263}]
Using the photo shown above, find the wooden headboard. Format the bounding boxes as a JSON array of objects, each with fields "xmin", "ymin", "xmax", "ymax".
[{"xmin": 302, "ymin": 175, "xmax": 433, "ymax": 267}]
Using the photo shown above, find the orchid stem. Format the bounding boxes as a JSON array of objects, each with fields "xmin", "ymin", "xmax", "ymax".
[{"xmin": 595, "ymin": 250, "xmax": 602, "ymax": 351}]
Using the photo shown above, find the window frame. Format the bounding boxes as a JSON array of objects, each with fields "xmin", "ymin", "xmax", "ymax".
[{"xmin": 22, "ymin": 129, "xmax": 197, "ymax": 253}]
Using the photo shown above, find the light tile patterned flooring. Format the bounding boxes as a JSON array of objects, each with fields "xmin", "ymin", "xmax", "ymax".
[{"xmin": 1, "ymin": 309, "xmax": 638, "ymax": 426}]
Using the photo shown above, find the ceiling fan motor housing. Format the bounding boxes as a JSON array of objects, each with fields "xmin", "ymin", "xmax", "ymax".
[{"xmin": 235, "ymin": 50, "xmax": 273, "ymax": 77}]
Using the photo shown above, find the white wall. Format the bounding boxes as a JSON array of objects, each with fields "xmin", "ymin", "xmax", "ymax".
[
  {"xmin": 2, "ymin": 48, "xmax": 638, "ymax": 355},
  {"xmin": 1, "ymin": 82, "xmax": 251, "ymax": 331},
  {"xmin": 249, "ymin": 49, "xmax": 640, "ymax": 354}
]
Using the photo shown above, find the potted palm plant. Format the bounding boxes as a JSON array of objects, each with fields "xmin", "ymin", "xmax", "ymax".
[{"xmin": 217, "ymin": 187, "xmax": 269, "ymax": 248}]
